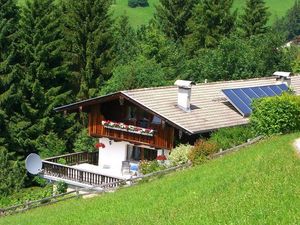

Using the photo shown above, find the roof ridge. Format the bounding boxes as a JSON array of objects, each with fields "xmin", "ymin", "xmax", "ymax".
[
  {"xmin": 195, "ymin": 76, "xmax": 275, "ymax": 86},
  {"xmin": 123, "ymin": 76, "xmax": 281, "ymax": 93}
]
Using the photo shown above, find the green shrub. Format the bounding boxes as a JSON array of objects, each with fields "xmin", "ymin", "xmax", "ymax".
[
  {"xmin": 57, "ymin": 158, "xmax": 67, "ymax": 165},
  {"xmin": 188, "ymin": 140, "xmax": 218, "ymax": 165},
  {"xmin": 250, "ymin": 93, "xmax": 300, "ymax": 136},
  {"xmin": 0, "ymin": 185, "xmax": 53, "ymax": 208},
  {"xmin": 168, "ymin": 144, "xmax": 192, "ymax": 166},
  {"xmin": 74, "ymin": 129, "xmax": 97, "ymax": 153},
  {"xmin": 56, "ymin": 181, "xmax": 68, "ymax": 194},
  {"xmin": 0, "ymin": 148, "xmax": 25, "ymax": 197},
  {"xmin": 33, "ymin": 176, "xmax": 48, "ymax": 187},
  {"xmin": 210, "ymin": 126, "xmax": 255, "ymax": 150},
  {"xmin": 35, "ymin": 132, "xmax": 66, "ymax": 158},
  {"xmin": 128, "ymin": 0, "xmax": 149, "ymax": 8},
  {"xmin": 139, "ymin": 160, "xmax": 165, "ymax": 174}
]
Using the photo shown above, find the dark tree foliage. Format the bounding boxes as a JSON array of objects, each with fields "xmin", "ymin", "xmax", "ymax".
[
  {"xmin": 62, "ymin": 0, "xmax": 114, "ymax": 100},
  {"xmin": 0, "ymin": 0, "xmax": 20, "ymax": 153},
  {"xmin": 128, "ymin": 0, "xmax": 149, "ymax": 8},
  {"xmin": 102, "ymin": 55, "xmax": 168, "ymax": 94},
  {"xmin": 137, "ymin": 23, "xmax": 187, "ymax": 81},
  {"xmin": 154, "ymin": 0, "xmax": 196, "ymax": 42},
  {"xmin": 185, "ymin": 0, "xmax": 236, "ymax": 53},
  {"xmin": 6, "ymin": 0, "xmax": 75, "ymax": 158},
  {"xmin": 239, "ymin": 0, "xmax": 269, "ymax": 37},
  {"xmin": 112, "ymin": 15, "xmax": 139, "ymax": 66},
  {"xmin": 273, "ymin": 0, "xmax": 300, "ymax": 41},
  {"xmin": 0, "ymin": 0, "xmax": 20, "ymax": 118},
  {"xmin": 0, "ymin": 148, "xmax": 25, "ymax": 196},
  {"xmin": 186, "ymin": 33, "xmax": 293, "ymax": 82}
]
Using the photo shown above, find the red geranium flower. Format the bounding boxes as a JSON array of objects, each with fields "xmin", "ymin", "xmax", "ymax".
[
  {"xmin": 95, "ymin": 142, "xmax": 105, "ymax": 149},
  {"xmin": 156, "ymin": 155, "xmax": 167, "ymax": 161}
]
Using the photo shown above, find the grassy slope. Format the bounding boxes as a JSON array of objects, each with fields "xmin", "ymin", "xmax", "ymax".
[
  {"xmin": 113, "ymin": 0, "xmax": 295, "ymax": 27},
  {"xmin": 18, "ymin": 0, "xmax": 294, "ymax": 27},
  {"xmin": 1, "ymin": 133, "xmax": 300, "ymax": 225}
]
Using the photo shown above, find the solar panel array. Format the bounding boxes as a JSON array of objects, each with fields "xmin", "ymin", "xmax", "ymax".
[{"xmin": 222, "ymin": 84, "xmax": 289, "ymax": 117}]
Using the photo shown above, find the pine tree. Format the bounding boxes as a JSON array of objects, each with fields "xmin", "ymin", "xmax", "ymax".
[
  {"xmin": 112, "ymin": 15, "xmax": 139, "ymax": 66},
  {"xmin": 62, "ymin": 0, "xmax": 114, "ymax": 99},
  {"xmin": 185, "ymin": 0, "xmax": 236, "ymax": 53},
  {"xmin": 0, "ymin": 147, "xmax": 25, "ymax": 196},
  {"xmin": 239, "ymin": 0, "xmax": 269, "ymax": 37},
  {"xmin": 6, "ymin": 0, "xmax": 75, "ymax": 158},
  {"xmin": 154, "ymin": 0, "xmax": 196, "ymax": 42},
  {"xmin": 0, "ymin": 0, "xmax": 20, "ymax": 156},
  {"xmin": 0, "ymin": 0, "xmax": 20, "ymax": 112}
]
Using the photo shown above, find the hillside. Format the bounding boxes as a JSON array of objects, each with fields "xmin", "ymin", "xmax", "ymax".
[
  {"xmin": 1, "ymin": 133, "xmax": 300, "ymax": 224},
  {"xmin": 112, "ymin": 0, "xmax": 296, "ymax": 27},
  {"xmin": 18, "ymin": 0, "xmax": 295, "ymax": 27}
]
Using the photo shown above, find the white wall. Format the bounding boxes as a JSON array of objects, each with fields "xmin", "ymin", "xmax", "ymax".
[
  {"xmin": 97, "ymin": 138, "xmax": 170, "ymax": 171},
  {"xmin": 98, "ymin": 138, "xmax": 128, "ymax": 172}
]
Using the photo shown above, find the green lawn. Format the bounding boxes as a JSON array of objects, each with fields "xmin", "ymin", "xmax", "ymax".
[
  {"xmin": 1, "ymin": 133, "xmax": 300, "ymax": 225},
  {"xmin": 18, "ymin": 0, "xmax": 295, "ymax": 27},
  {"xmin": 112, "ymin": 0, "xmax": 295, "ymax": 27},
  {"xmin": 233, "ymin": 0, "xmax": 296, "ymax": 23}
]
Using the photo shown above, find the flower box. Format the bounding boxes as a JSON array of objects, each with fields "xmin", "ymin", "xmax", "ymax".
[{"xmin": 101, "ymin": 120, "xmax": 155, "ymax": 137}]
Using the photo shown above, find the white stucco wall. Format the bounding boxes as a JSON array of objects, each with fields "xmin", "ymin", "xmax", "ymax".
[
  {"xmin": 98, "ymin": 138, "xmax": 128, "ymax": 172},
  {"xmin": 97, "ymin": 138, "xmax": 170, "ymax": 172}
]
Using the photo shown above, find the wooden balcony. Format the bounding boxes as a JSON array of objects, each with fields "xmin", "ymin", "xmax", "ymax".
[{"xmin": 88, "ymin": 106, "xmax": 174, "ymax": 149}]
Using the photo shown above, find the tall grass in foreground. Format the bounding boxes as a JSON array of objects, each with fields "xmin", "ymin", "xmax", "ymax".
[{"xmin": 1, "ymin": 133, "xmax": 300, "ymax": 224}]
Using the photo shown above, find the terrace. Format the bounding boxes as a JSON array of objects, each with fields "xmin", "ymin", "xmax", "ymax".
[{"xmin": 41, "ymin": 151, "xmax": 135, "ymax": 188}]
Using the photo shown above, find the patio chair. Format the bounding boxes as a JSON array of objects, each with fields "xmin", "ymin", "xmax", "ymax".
[{"xmin": 121, "ymin": 160, "xmax": 130, "ymax": 175}]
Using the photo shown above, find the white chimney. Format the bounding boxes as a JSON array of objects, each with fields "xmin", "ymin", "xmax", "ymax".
[
  {"xmin": 174, "ymin": 80, "xmax": 195, "ymax": 112},
  {"xmin": 273, "ymin": 71, "xmax": 292, "ymax": 87}
]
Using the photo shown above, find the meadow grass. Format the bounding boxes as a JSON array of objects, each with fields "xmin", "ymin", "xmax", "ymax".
[
  {"xmin": 1, "ymin": 133, "xmax": 300, "ymax": 225},
  {"xmin": 113, "ymin": 0, "xmax": 295, "ymax": 27},
  {"xmin": 18, "ymin": 0, "xmax": 295, "ymax": 27}
]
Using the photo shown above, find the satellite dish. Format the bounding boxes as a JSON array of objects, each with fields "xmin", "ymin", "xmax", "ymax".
[{"xmin": 25, "ymin": 153, "xmax": 42, "ymax": 175}]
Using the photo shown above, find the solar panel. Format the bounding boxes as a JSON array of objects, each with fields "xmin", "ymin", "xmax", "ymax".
[{"xmin": 222, "ymin": 84, "xmax": 289, "ymax": 117}]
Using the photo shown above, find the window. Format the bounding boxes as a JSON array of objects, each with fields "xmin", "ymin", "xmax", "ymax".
[
  {"xmin": 126, "ymin": 145, "xmax": 157, "ymax": 161},
  {"xmin": 126, "ymin": 145, "xmax": 141, "ymax": 161}
]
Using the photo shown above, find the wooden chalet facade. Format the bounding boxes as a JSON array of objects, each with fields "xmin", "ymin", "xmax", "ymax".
[{"xmin": 87, "ymin": 93, "xmax": 175, "ymax": 150}]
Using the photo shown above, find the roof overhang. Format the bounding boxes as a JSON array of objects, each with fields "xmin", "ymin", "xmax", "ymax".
[
  {"xmin": 54, "ymin": 92, "xmax": 120, "ymax": 113},
  {"xmin": 54, "ymin": 92, "xmax": 194, "ymax": 135}
]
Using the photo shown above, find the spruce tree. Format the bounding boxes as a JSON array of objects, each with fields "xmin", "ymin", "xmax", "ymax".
[
  {"xmin": 154, "ymin": 0, "xmax": 196, "ymax": 42},
  {"xmin": 185, "ymin": 0, "xmax": 236, "ymax": 53},
  {"xmin": 112, "ymin": 15, "xmax": 139, "ymax": 66},
  {"xmin": 63, "ymin": 0, "xmax": 114, "ymax": 99},
  {"xmin": 0, "ymin": 0, "xmax": 20, "ymax": 114},
  {"xmin": 0, "ymin": 0, "xmax": 20, "ymax": 156},
  {"xmin": 7, "ymin": 0, "xmax": 75, "ymax": 158},
  {"xmin": 239, "ymin": 0, "xmax": 269, "ymax": 37}
]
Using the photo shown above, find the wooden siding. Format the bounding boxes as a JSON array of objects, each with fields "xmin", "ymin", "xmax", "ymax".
[{"xmin": 88, "ymin": 105, "xmax": 174, "ymax": 150}]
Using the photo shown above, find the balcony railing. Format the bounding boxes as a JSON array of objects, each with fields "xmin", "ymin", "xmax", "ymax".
[{"xmin": 101, "ymin": 120, "xmax": 155, "ymax": 137}]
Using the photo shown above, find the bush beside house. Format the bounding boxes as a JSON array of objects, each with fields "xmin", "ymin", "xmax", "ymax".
[
  {"xmin": 251, "ymin": 93, "xmax": 300, "ymax": 135},
  {"xmin": 210, "ymin": 126, "xmax": 255, "ymax": 150}
]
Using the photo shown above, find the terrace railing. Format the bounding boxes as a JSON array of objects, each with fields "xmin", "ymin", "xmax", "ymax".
[
  {"xmin": 42, "ymin": 161, "xmax": 122, "ymax": 187},
  {"xmin": 45, "ymin": 151, "xmax": 99, "ymax": 166}
]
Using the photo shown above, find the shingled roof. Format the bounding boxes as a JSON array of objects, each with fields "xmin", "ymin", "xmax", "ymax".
[
  {"xmin": 122, "ymin": 75, "xmax": 300, "ymax": 134},
  {"xmin": 55, "ymin": 75, "xmax": 300, "ymax": 135}
]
